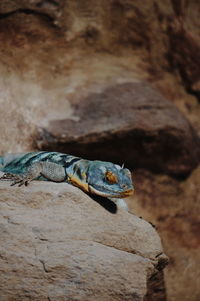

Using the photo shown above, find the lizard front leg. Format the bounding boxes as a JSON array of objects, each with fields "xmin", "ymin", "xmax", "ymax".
[{"xmin": 1, "ymin": 162, "xmax": 66, "ymax": 187}]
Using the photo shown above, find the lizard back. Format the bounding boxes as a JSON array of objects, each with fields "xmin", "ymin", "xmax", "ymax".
[{"xmin": 0, "ymin": 151, "xmax": 79, "ymax": 174}]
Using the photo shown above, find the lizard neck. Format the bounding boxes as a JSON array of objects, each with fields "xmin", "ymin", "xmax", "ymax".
[{"xmin": 65, "ymin": 159, "xmax": 90, "ymax": 193}]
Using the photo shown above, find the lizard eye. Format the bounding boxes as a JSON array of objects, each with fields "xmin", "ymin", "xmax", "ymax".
[{"xmin": 105, "ymin": 171, "xmax": 118, "ymax": 184}]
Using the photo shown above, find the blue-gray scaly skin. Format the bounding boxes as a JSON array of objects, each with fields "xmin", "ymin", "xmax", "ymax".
[{"xmin": 0, "ymin": 151, "xmax": 134, "ymax": 199}]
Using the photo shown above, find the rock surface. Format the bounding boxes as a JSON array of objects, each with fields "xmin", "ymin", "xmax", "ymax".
[
  {"xmin": 0, "ymin": 0, "xmax": 200, "ymax": 100},
  {"xmin": 129, "ymin": 167, "xmax": 200, "ymax": 301},
  {"xmin": 0, "ymin": 0, "xmax": 200, "ymax": 157},
  {"xmin": 37, "ymin": 81, "xmax": 199, "ymax": 176},
  {"xmin": 0, "ymin": 1, "xmax": 200, "ymax": 301},
  {"xmin": 0, "ymin": 180, "xmax": 167, "ymax": 301}
]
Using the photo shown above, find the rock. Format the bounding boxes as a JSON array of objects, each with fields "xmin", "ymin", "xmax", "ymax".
[
  {"xmin": 167, "ymin": 5, "xmax": 200, "ymax": 99},
  {"xmin": 0, "ymin": 0, "xmax": 199, "ymax": 100},
  {"xmin": 0, "ymin": 180, "xmax": 167, "ymax": 301},
  {"xmin": 0, "ymin": 1, "xmax": 199, "ymax": 300},
  {"xmin": 37, "ymin": 82, "xmax": 200, "ymax": 176},
  {"xmin": 129, "ymin": 167, "xmax": 200, "ymax": 301},
  {"xmin": 0, "ymin": 1, "xmax": 199, "ymax": 175}
]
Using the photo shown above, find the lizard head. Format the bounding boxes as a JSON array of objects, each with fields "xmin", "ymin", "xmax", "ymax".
[{"xmin": 87, "ymin": 161, "xmax": 134, "ymax": 198}]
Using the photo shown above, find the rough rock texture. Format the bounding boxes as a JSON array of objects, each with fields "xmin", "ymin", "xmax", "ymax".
[
  {"xmin": 128, "ymin": 167, "xmax": 200, "ymax": 301},
  {"xmin": 0, "ymin": 1, "xmax": 200, "ymax": 301},
  {"xmin": 37, "ymin": 81, "xmax": 199, "ymax": 177},
  {"xmin": 167, "ymin": 1, "xmax": 200, "ymax": 99},
  {"xmin": 0, "ymin": 0, "xmax": 200, "ymax": 99},
  {"xmin": 0, "ymin": 0, "xmax": 200, "ymax": 155},
  {"xmin": 0, "ymin": 180, "xmax": 167, "ymax": 301}
]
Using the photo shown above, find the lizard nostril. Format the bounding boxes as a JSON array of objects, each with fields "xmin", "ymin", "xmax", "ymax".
[{"xmin": 121, "ymin": 184, "xmax": 127, "ymax": 189}]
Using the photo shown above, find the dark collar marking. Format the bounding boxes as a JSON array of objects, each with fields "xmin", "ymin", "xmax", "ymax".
[{"xmin": 64, "ymin": 157, "xmax": 81, "ymax": 168}]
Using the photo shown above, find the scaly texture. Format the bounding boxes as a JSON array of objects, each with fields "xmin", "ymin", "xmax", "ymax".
[{"xmin": 0, "ymin": 151, "xmax": 134, "ymax": 210}]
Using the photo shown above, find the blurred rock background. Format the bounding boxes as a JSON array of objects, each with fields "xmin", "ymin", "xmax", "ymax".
[{"xmin": 0, "ymin": 0, "xmax": 199, "ymax": 300}]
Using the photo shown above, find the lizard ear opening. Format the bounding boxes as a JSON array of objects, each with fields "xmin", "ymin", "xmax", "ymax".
[{"xmin": 105, "ymin": 171, "xmax": 118, "ymax": 184}]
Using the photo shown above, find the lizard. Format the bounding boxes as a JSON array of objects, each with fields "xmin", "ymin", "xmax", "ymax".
[{"xmin": 0, "ymin": 151, "xmax": 134, "ymax": 211}]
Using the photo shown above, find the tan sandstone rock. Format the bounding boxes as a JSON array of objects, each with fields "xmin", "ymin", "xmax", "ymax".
[
  {"xmin": 129, "ymin": 167, "xmax": 200, "ymax": 301},
  {"xmin": 36, "ymin": 81, "xmax": 199, "ymax": 177},
  {"xmin": 0, "ymin": 1, "xmax": 200, "ymax": 301},
  {"xmin": 0, "ymin": 180, "xmax": 167, "ymax": 301}
]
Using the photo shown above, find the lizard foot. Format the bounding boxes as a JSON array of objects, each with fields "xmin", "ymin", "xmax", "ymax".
[{"xmin": 0, "ymin": 173, "xmax": 32, "ymax": 187}]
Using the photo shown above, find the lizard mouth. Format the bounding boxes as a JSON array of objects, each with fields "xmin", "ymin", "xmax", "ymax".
[
  {"xmin": 89, "ymin": 186, "xmax": 134, "ymax": 198},
  {"xmin": 120, "ymin": 189, "xmax": 134, "ymax": 197}
]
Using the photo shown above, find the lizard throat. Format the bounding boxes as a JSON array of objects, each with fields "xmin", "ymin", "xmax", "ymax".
[{"xmin": 68, "ymin": 175, "xmax": 89, "ymax": 193}]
